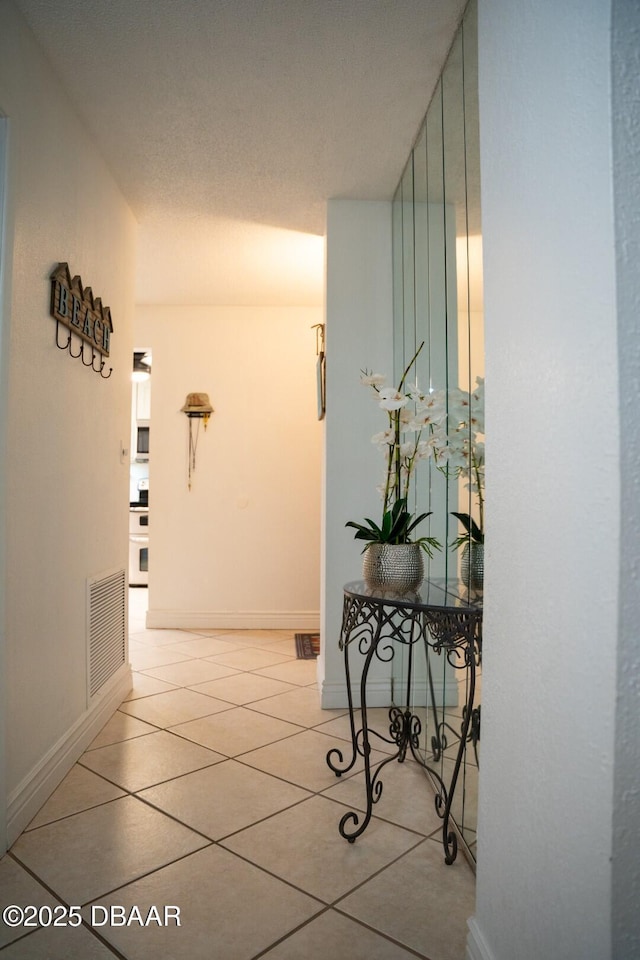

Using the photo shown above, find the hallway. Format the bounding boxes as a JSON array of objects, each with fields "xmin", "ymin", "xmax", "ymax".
[{"xmin": 0, "ymin": 590, "xmax": 475, "ymax": 959}]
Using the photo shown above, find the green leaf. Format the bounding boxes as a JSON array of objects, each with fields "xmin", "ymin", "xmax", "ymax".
[
  {"xmin": 346, "ymin": 518, "xmax": 382, "ymax": 536},
  {"xmin": 390, "ymin": 497, "xmax": 408, "ymax": 523},
  {"xmin": 405, "ymin": 511, "xmax": 432, "ymax": 535},
  {"xmin": 416, "ymin": 536, "xmax": 442, "ymax": 558},
  {"xmin": 345, "ymin": 521, "xmax": 371, "ymax": 535},
  {"xmin": 348, "ymin": 499, "xmax": 439, "ymax": 547},
  {"xmin": 388, "ymin": 513, "xmax": 409, "ymax": 542},
  {"xmin": 345, "ymin": 520, "xmax": 365, "ymax": 531},
  {"xmin": 451, "ymin": 512, "xmax": 484, "ymax": 544}
]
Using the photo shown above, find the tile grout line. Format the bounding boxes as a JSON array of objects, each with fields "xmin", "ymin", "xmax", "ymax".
[{"xmin": 4, "ymin": 850, "xmax": 131, "ymax": 959}]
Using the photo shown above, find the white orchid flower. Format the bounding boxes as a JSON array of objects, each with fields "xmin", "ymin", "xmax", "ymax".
[
  {"xmin": 407, "ymin": 382, "xmax": 430, "ymax": 404},
  {"xmin": 351, "ymin": 343, "xmax": 485, "ymax": 554},
  {"xmin": 403, "ymin": 416, "xmax": 423, "ymax": 433},
  {"xmin": 399, "ymin": 408, "xmax": 419, "ymax": 431},
  {"xmin": 414, "ymin": 441, "xmax": 433, "ymax": 460},
  {"xmin": 371, "ymin": 429, "xmax": 394, "ymax": 446},
  {"xmin": 378, "ymin": 387, "xmax": 410, "ymax": 411},
  {"xmin": 447, "ymin": 389, "xmax": 472, "ymax": 417},
  {"xmin": 399, "ymin": 441, "xmax": 416, "ymax": 460},
  {"xmin": 417, "ymin": 391, "xmax": 446, "ymax": 414},
  {"xmin": 412, "ymin": 408, "xmax": 447, "ymax": 430},
  {"xmin": 360, "ymin": 372, "xmax": 386, "ymax": 387},
  {"xmin": 430, "ymin": 438, "xmax": 467, "ymax": 469},
  {"xmin": 430, "ymin": 440, "xmax": 451, "ymax": 461}
]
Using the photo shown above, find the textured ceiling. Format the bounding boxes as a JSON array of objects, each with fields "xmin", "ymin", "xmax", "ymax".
[{"xmin": 14, "ymin": 0, "xmax": 467, "ymax": 305}]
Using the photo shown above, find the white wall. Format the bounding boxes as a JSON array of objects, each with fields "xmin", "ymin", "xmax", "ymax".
[
  {"xmin": 468, "ymin": 2, "xmax": 620, "ymax": 958},
  {"xmin": 135, "ymin": 305, "xmax": 322, "ymax": 629},
  {"xmin": 611, "ymin": 0, "xmax": 640, "ymax": 953},
  {"xmin": 320, "ymin": 200, "xmax": 394, "ymax": 707},
  {"xmin": 0, "ymin": 2, "xmax": 136, "ymax": 846}
]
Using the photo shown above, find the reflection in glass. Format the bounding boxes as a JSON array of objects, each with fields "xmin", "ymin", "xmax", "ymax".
[{"xmin": 391, "ymin": 0, "xmax": 483, "ymax": 867}]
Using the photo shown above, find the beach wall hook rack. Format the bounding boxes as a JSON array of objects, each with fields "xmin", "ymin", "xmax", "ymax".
[{"xmin": 50, "ymin": 263, "xmax": 113, "ymax": 379}]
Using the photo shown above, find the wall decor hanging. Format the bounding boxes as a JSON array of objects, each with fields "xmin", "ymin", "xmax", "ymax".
[
  {"xmin": 181, "ymin": 392, "xmax": 214, "ymax": 490},
  {"xmin": 312, "ymin": 323, "xmax": 326, "ymax": 420},
  {"xmin": 49, "ymin": 262, "xmax": 113, "ymax": 378}
]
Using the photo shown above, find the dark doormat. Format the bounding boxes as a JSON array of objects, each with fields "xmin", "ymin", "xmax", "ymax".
[{"xmin": 295, "ymin": 632, "xmax": 320, "ymax": 659}]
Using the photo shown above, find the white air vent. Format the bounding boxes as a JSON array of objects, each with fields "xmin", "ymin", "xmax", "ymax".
[{"xmin": 87, "ymin": 568, "xmax": 126, "ymax": 703}]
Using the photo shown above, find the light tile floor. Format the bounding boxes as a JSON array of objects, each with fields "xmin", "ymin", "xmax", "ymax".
[{"xmin": 0, "ymin": 590, "xmax": 475, "ymax": 959}]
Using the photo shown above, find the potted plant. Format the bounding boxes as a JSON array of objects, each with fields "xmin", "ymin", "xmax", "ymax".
[{"xmin": 346, "ymin": 343, "xmax": 441, "ymax": 590}]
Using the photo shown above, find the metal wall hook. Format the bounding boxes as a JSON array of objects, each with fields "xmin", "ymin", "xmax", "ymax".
[
  {"xmin": 311, "ymin": 323, "xmax": 325, "ymax": 356},
  {"xmin": 91, "ymin": 348, "xmax": 111, "ymax": 376},
  {"xmin": 81, "ymin": 341, "xmax": 94, "ymax": 366},
  {"xmin": 54, "ymin": 321, "xmax": 113, "ymax": 377},
  {"xmin": 55, "ymin": 319, "xmax": 71, "ymax": 350},
  {"xmin": 68, "ymin": 333, "xmax": 83, "ymax": 358},
  {"xmin": 85, "ymin": 343, "xmax": 112, "ymax": 376}
]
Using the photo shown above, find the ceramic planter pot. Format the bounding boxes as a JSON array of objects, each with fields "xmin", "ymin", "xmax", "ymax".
[
  {"xmin": 362, "ymin": 542, "xmax": 424, "ymax": 592},
  {"xmin": 461, "ymin": 542, "xmax": 484, "ymax": 590}
]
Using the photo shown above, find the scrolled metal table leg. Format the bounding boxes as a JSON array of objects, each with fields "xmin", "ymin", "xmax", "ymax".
[
  {"xmin": 326, "ymin": 597, "xmax": 359, "ymax": 778},
  {"xmin": 439, "ymin": 632, "xmax": 478, "ymax": 865},
  {"xmin": 329, "ymin": 597, "xmax": 402, "ymax": 843},
  {"xmin": 335, "ymin": 616, "xmax": 384, "ymax": 842}
]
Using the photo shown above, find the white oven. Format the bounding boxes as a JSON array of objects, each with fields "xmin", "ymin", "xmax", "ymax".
[
  {"xmin": 129, "ymin": 506, "xmax": 149, "ymax": 586},
  {"xmin": 135, "ymin": 421, "xmax": 150, "ymax": 462}
]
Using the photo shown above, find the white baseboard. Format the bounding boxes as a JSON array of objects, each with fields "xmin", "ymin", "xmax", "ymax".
[
  {"xmin": 466, "ymin": 917, "xmax": 496, "ymax": 960},
  {"xmin": 320, "ymin": 677, "xmax": 393, "ymax": 709},
  {"xmin": 320, "ymin": 675, "xmax": 460, "ymax": 712},
  {"xmin": 392, "ymin": 676, "xmax": 460, "ymax": 708},
  {"xmin": 6, "ymin": 666, "xmax": 132, "ymax": 846},
  {"xmin": 145, "ymin": 609, "xmax": 320, "ymax": 631}
]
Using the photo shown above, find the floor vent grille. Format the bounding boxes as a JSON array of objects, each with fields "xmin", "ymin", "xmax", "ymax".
[{"xmin": 87, "ymin": 568, "xmax": 126, "ymax": 703}]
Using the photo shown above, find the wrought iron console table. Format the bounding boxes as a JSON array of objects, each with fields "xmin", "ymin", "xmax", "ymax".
[{"xmin": 326, "ymin": 579, "xmax": 482, "ymax": 864}]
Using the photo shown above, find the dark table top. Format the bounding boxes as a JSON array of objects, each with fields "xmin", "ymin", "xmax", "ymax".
[{"xmin": 343, "ymin": 578, "xmax": 483, "ymax": 614}]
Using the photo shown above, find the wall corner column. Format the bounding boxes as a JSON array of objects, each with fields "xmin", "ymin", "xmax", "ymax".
[{"xmin": 319, "ymin": 199, "xmax": 393, "ymax": 708}]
